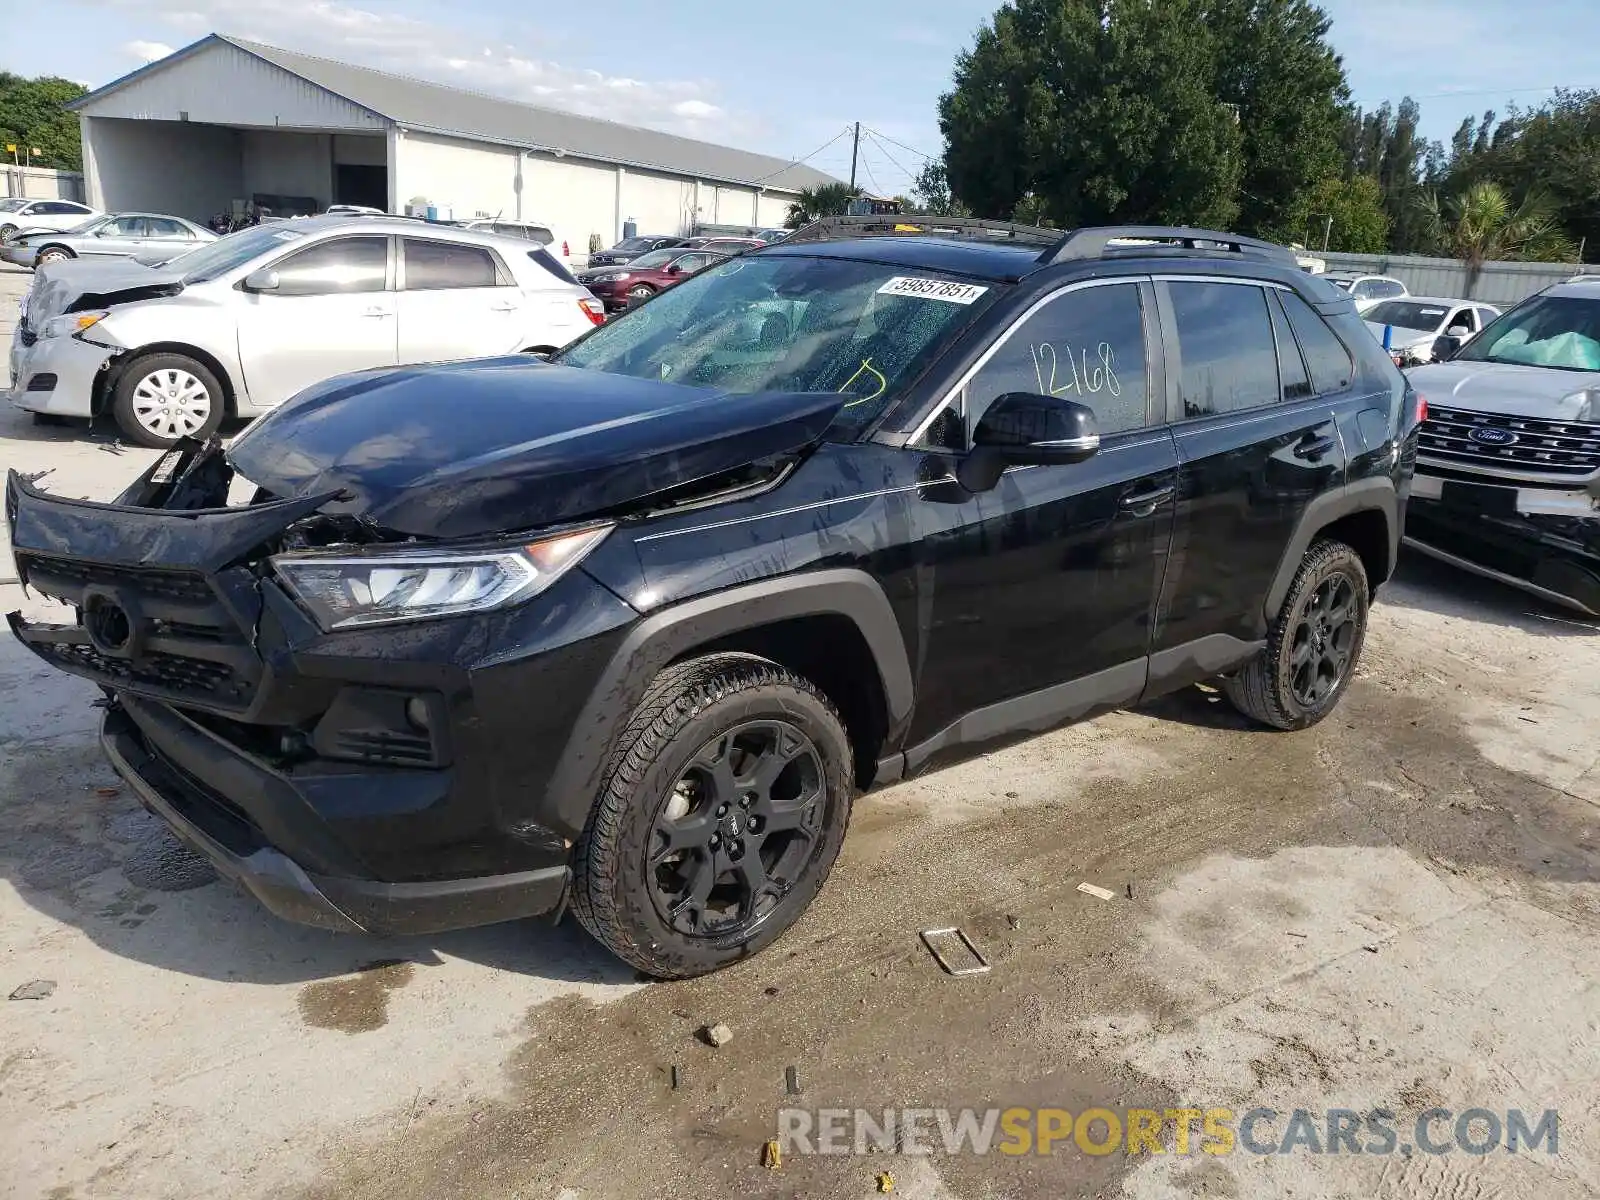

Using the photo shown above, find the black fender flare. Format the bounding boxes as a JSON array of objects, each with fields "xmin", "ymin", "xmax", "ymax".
[
  {"xmin": 544, "ymin": 568, "xmax": 914, "ymax": 836},
  {"xmin": 1263, "ymin": 477, "xmax": 1399, "ymax": 620}
]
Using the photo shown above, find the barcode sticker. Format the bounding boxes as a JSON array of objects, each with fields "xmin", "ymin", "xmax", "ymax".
[{"xmin": 877, "ymin": 276, "xmax": 988, "ymax": 305}]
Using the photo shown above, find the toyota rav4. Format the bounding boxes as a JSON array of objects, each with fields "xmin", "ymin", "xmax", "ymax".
[{"xmin": 6, "ymin": 218, "xmax": 1420, "ymax": 978}]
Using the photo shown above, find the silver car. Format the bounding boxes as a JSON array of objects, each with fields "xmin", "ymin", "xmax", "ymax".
[
  {"xmin": 0, "ymin": 212, "xmax": 216, "ymax": 270},
  {"xmin": 9, "ymin": 216, "xmax": 607, "ymax": 448}
]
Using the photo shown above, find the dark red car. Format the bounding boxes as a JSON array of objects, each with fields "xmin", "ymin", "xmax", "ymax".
[{"xmin": 577, "ymin": 247, "xmax": 729, "ymax": 311}]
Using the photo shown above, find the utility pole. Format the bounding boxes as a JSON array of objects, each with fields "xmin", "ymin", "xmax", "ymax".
[
  {"xmin": 1323, "ymin": 214, "xmax": 1333, "ymax": 252},
  {"xmin": 849, "ymin": 122, "xmax": 860, "ymax": 191}
]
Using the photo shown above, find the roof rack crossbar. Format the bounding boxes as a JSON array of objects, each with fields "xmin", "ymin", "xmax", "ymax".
[
  {"xmin": 784, "ymin": 214, "xmax": 1059, "ymax": 246},
  {"xmin": 1043, "ymin": 225, "xmax": 1296, "ymax": 265}
]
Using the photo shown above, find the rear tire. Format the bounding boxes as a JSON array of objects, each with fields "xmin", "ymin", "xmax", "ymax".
[
  {"xmin": 1222, "ymin": 539, "xmax": 1370, "ymax": 730},
  {"xmin": 572, "ymin": 653, "xmax": 854, "ymax": 979},
  {"xmin": 111, "ymin": 353, "xmax": 225, "ymax": 449}
]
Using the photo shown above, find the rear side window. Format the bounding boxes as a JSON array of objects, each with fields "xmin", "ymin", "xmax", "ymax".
[
  {"xmin": 526, "ymin": 247, "xmax": 578, "ymax": 286},
  {"xmin": 1377, "ymin": 279, "xmax": 1406, "ymax": 299},
  {"xmin": 967, "ymin": 282, "xmax": 1150, "ymax": 435},
  {"xmin": 1268, "ymin": 292, "xmax": 1313, "ymax": 401},
  {"xmin": 1168, "ymin": 281, "xmax": 1279, "ymax": 418},
  {"xmin": 272, "ymin": 236, "xmax": 387, "ymax": 296},
  {"xmin": 403, "ymin": 239, "xmax": 500, "ymax": 289},
  {"xmin": 1279, "ymin": 291, "xmax": 1354, "ymax": 393}
]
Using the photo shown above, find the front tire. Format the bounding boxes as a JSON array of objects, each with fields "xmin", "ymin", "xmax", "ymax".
[
  {"xmin": 1222, "ymin": 539, "xmax": 1370, "ymax": 730},
  {"xmin": 626, "ymin": 284, "xmax": 655, "ymax": 303},
  {"xmin": 573, "ymin": 653, "xmax": 854, "ymax": 979},
  {"xmin": 34, "ymin": 246, "xmax": 74, "ymax": 266},
  {"xmin": 111, "ymin": 353, "xmax": 225, "ymax": 449}
]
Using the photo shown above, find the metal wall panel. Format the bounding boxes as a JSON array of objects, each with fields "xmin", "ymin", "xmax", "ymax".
[
  {"xmin": 1318, "ymin": 252, "xmax": 1590, "ymax": 307},
  {"xmin": 78, "ymin": 40, "xmax": 383, "ymax": 133}
]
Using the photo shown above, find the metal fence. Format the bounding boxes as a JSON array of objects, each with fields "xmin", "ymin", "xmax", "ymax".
[{"xmin": 1316, "ymin": 251, "xmax": 1594, "ymax": 307}]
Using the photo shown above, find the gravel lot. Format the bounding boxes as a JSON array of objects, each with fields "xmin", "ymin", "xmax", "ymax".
[{"xmin": 2, "ymin": 261, "xmax": 1599, "ymax": 1200}]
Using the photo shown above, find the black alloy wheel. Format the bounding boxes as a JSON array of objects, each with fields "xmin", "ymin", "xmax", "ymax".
[
  {"xmin": 1287, "ymin": 573, "xmax": 1359, "ymax": 708},
  {"xmin": 649, "ymin": 720, "xmax": 825, "ymax": 937}
]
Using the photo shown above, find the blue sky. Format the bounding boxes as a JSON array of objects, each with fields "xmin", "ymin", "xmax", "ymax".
[{"xmin": 12, "ymin": 0, "xmax": 1600, "ymax": 195}]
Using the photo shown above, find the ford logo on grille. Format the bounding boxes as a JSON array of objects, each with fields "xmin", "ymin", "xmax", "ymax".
[{"xmin": 1469, "ymin": 426, "xmax": 1518, "ymax": 446}]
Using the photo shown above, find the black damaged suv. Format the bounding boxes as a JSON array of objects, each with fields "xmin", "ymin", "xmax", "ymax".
[{"xmin": 7, "ymin": 219, "xmax": 1419, "ymax": 977}]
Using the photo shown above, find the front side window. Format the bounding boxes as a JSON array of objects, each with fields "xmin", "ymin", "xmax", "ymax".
[
  {"xmin": 402, "ymin": 239, "xmax": 499, "ymax": 290},
  {"xmin": 1454, "ymin": 294, "xmax": 1600, "ymax": 371},
  {"xmin": 1168, "ymin": 281, "xmax": 1279, "ymax": 418},
  {"xmin": 1279, "ymin": 291, "xmax": 1354, "ymax": 394},
  {"xmin": 272, "ymin": 236, "xmax": 387, "ymax": 296},
  {"xmin": 1367, "ymin": 300, "xmax": 1451, "ymax": 333},
  {"xmin": 671, "ymin": 252, "xmax": 712, "ymax": 274},
  {"xmin": 558, "ymin": 255, "xmax": 997, "ymax": 439},
  {"xmin": 1377, "ymin": 280, "xmax": 1407, "ymax": 299},
  {"xmin": 966, "ymin": 283, "xmax": 1149, "ymax": 435},
  {"xmin": 104, "ymin": 216, "xmax": 147, "ymax": 237}
]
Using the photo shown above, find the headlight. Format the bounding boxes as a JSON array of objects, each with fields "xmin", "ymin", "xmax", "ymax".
[
  {"xmin": 41, "ymin": 311, "xmax": 109, "ymax": 339},
  {"xmin": 592, "ymin": 271, "xmax": 631, "ymax": 283},
  {"xmin": 271, "ymin": 526, "xmax": 612, "ymax": 629}
]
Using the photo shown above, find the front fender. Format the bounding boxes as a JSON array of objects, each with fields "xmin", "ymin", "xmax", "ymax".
[{"xmin": 542, "ymin": 568, "xmax": 913, "ymax": 836}]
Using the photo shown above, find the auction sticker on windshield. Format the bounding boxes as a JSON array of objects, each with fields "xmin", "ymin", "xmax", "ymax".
[{"xmin": 877, "ymin": 277, "xmax": 989, "ymax": 304}]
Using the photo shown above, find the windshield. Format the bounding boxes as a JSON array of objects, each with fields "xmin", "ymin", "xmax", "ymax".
[
  {"xmin": 557, "ymin": 255, "xmax": 996, "ymax": 437},
  {"xmin": 1366, "ymin": 301, "xmax": 1450, "ymax": 332},
  {"xmin": 614, "ymin": 237, "xmax": 658, "ymax": 252},
  {"xmin": 630, "ymin": 249, "xmax": 678, "ymax": 269},
  {"xmin": 178, "ymin": 224, "xmax": 305, "ymax": 283},
  {"xmin": 1454, "ymin": 295, "xmax": 1600, "ymax": 372}
]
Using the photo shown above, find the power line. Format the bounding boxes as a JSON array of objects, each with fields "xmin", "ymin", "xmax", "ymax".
[
  {"xmin": 863, "ymin": 129, "xmax": 916, "ymax": 184},
  {"xmin": 859, "ymin": 151, "xmax": 883, "ymax": 197},
  {"xmin": 863, "ymin": 127, "xmax": 936, "ymax": 162},
  {"xmin": 1352, "ymin": 83, "xmax": 1598, "ymax": 106},
  {"xmin": 752, "ymin": 125, "xmax": 855, "ymax": 184}
]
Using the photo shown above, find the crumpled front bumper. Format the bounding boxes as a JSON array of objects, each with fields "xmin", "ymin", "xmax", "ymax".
[
  {"xmin": 102, "ymin": 697, "xmax": 569, "ymax": 935},
  {"xmin": 7, "ymin": 325, "xmax": 116, "ymax": 417}
]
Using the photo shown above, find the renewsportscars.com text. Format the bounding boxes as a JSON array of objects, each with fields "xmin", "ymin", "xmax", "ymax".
[{"xmin": 776, "ymin": 1106, "xmax": 1559, "ymax": 1157}]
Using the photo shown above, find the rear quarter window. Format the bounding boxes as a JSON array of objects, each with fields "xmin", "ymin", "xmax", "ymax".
[{"xmin": 1280, "ymin": 290, "xmax": 1355, "ymax": 393}]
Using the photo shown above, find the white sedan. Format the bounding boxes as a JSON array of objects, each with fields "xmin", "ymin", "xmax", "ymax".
[
  {"xmin": 1363, "ymin": 297, "xmax": 1501, "ymax": 364},
  {"xmin": 0, "ymin": 197, "xmax": 102, "ymax": 243}
]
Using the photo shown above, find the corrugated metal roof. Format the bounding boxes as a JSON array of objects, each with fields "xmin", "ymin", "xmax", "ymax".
[{"xmin": 72, "ymin": 34, "xmax": 837, "ymax": 195}]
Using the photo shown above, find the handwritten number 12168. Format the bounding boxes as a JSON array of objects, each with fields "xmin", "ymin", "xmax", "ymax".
[{"xmin": 1030, "ymin": 342, "xmax": 1121, "ymax": 398}]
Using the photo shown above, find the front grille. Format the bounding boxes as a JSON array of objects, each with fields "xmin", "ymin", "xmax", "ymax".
[
  {"xmin": 330, "ymin": 729, "xmax": 437, "ymax": 764},
  {"xmin": 25, "ymin": 372, "xmax": 56, "ymax": 392},
  {"xmin": 1420, "ymin": 405, "xmax": 1600, "ymax": 479},
  {"xmin": 15, "ymin": 553, "xmax": 261, "ymax": 709}
]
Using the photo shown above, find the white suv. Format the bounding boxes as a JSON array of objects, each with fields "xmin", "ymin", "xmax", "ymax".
[
  {"xmin": 9, "ymin": 216, "xmax": 606, "ymax": 448},
  {"xmin": 0, "ymin": 197, "xmax": 102, "ymax": 242}
]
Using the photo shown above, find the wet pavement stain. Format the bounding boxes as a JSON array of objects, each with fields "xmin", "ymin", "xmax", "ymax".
[
  {"xmin": 120, "ymin": 829, "xmax": 218, "ymax": 892},
  {"xmin": 297, "ymin": 960, "xmax": 417, "ymax": 1034}
]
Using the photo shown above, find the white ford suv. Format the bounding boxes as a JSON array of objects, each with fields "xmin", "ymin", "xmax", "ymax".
[{"xmin": 9, "ymin": 216, "xmax": 606, "ymax": 447}]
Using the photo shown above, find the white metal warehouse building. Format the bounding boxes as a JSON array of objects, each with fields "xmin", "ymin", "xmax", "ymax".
[{"xmin": 69, "ymin": 34, "xmax": 836, "ymax": 254}]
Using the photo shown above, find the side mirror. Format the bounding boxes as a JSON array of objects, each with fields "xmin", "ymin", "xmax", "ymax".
[
  {"xmin": 958, "ymin": 392, "xmax": 1100, "ymax": 492},
  {"xmin": 243, "ymin": 268, "xmax": 280, "ymax": 293},
  {"xmin": 1432, "ymin": 333, "xmax": 1463, "ymax": 361},
  {"xmin": 665, "ymin": 263, "xmax": 682, "ymax": 276}
]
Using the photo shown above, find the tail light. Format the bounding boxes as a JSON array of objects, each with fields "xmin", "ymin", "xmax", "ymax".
[
  {"xmin": 562, "ymin": 240, "xmax": 570, "ymax": 257},
  {"xmin": 1415, "ymin": 392, "xmax": 1428, "ymax": 426},
  {"xmin": 579, "ymin": 298, "xmax": 606, "ymax": 326}
]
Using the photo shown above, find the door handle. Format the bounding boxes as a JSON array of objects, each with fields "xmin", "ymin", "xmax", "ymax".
[
  {"xmin": 1118, "ymin": 484, "xmax": 1174, "ymax": 517},
  {"xmin": 360, "ymin": 307, "xmax": 393, "ymax": 318},
  {"xmin": 1294, "ymin": 434, "xmax": 1337, "ymax": 461},
  {"xmin": 490, "ymin": 301, "xmax": 520, "ymax": 312}
]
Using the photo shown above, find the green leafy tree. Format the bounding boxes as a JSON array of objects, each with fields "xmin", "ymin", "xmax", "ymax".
[
  {"xmin": 785, "ymin": 182, "xmax": 862, "ymax": 229},
  {"xmin": 1289, "ymin": 175, "xmax": 1389, "ymax": 253},
  {"xmin": 908, "ymin": 161, "xmax": 969, "ymax": 217},
  {"xmin": 0, "ymin": 73, "xmax": 88, "ymax": 170},
  {"xmin": 936, "ymin": 0, "xmax": 1348, "ymax": 236},
  {"xmin": 938, "ymin": 0, "xmax": 1243, "ymax": 229}
]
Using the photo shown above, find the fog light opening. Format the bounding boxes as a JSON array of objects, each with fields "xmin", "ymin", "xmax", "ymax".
[{"xmin": 405, "ymin": 696, "xmax": 433, "ymax": 733}]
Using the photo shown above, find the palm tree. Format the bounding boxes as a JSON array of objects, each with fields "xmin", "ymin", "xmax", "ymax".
[
  {"xmin": 1419, "ymin": 182, "xmax": 1577, "ymax": 294},
  {"xmin": 785, "ymin": 183, "xmax": 862, "ymax": 229}
]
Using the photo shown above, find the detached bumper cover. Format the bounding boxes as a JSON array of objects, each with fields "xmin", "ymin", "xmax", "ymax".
[
  {"xmin": 102, "ymin": 699, "xmax": 569, "ymax": 935},
  {"xmin": 1405, "ymin": 490, "xmax": 1600, "ymax": 616}
]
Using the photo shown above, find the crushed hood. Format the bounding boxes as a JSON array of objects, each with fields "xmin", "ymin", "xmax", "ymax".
[
  {"xmin": 227, "ymin": 358, "xmax": 846, "ymax": 539},
  {"xmin": 1405, "ymin": 359, "xmax": 1600, "ymax": 422},
  {"xmin": 23, "ymin": 259, "xmax": 184, "ymax": 325}
]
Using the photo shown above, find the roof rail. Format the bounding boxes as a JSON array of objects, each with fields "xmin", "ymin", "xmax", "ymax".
[
  {"xmin": 784, "ymin": 214, "xmax": 1059, "ymax": 247},
  {"xmin": 1042, "ymin": 225, "xmax": 1297, "ymax": 265}
]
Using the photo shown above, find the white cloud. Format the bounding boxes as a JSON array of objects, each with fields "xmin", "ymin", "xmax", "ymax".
[
  {"xmin": 123, "ymin": 39, "xmax": 176, "ymax": 61},
  {"xmin": 91, "ymin": 0, "xmax": 751, "ymax": 141}
]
